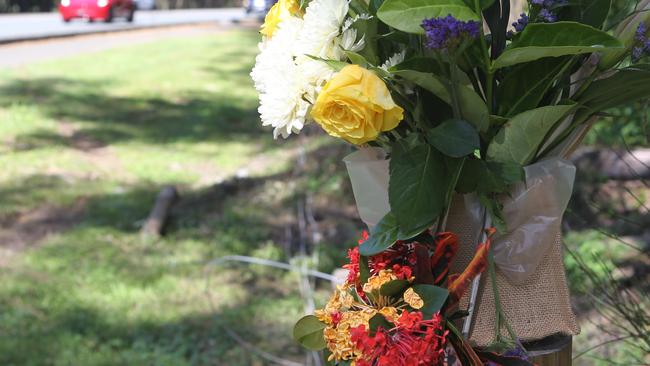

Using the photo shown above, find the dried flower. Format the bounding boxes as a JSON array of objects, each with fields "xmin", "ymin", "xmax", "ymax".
[
  {"xmin": 448, "ymin": 228, "xmax": 495, "ymax": 302},
  {"xmin": 430, "ymin": 232, "xmax": 459, "ymax": 285}
]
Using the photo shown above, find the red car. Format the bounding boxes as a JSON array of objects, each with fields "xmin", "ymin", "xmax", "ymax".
[{"xmin": 59, "ymin": 0, "xmax": 135, "ymax": 23}]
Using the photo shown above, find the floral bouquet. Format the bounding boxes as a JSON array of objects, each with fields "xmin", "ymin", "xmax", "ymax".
[
  {"xmin": 251, "ymin": 0, "xmax": 650, "ymax": 364},
  {"xmin": 294, "ymin": 229, "xmax": 505, "ymax": 365}
]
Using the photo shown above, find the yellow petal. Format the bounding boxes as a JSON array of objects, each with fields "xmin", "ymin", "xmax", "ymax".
[{"xmin": 403, "ymin": 287, "xmax": 424, "ymax": 309}]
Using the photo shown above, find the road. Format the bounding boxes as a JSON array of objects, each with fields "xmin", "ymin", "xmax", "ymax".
[
  {"xmin": 0, "ymin": 23, "xmax": 238, "ymax": 68},
  {"xmin": 0, "ymin": 8, "xmax": 247, "ymax": 43}
]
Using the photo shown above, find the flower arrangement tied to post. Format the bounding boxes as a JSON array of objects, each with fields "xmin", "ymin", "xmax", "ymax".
[{"xmin": 251, "ymin": 0, "xmax": 650, "ymax": 364}]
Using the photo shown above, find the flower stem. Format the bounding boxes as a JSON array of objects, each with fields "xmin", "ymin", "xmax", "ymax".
[
  {"xmin": 473, "ymin": 0, "xmax": 494, "ymax": 114},
  {"xmin": 449, "ymin": 59, "xmax": 463, "ymax": 119},
  {"xmin": 487, "ymin": 245, "xmax": 502, "ymax": 342},
  {"xmin": 486, "ymin": 72, "xmax": 494, "ymax": 114}
]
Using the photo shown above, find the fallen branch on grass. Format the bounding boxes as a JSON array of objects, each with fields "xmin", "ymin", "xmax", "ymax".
[{"xmin": 141, "ymin": 185, "xmax": 178, "ymax": 238}]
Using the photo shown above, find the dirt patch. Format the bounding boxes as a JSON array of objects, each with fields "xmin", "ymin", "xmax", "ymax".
[
  {"xmin": 57, "ymin": 121, "xmax": 133, "ymax": 181},
  {"xmin": 0, "ymin": 197, "xmax": 87, "ymax": 264}
]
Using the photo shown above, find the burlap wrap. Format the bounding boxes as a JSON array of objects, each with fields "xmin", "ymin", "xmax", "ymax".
[{"xmin": 447, "ymin": 196, "xmax": 580, "ymax": 347}]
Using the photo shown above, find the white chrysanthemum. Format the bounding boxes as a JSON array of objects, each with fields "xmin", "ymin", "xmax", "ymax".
[
  {"xmin": 251, "ymin": 0, "xmax": 368, "ymax": 138},
  {"xmin": 380, "ymin": 50, "xmax": 406, "ymax": 71},
  {"xmin": 340, "ymin": 28, "xmax": 365, "ymax": 53},
  {"xmin": 251, "ymin": 17, "xmax": 310, "ymax": 138},
  {"xmin": 294, "ymin": 0, "xmax": 363, "ymax": 88},
  {"xmin": 296, "ymin": 0, "xmax": 348, "ymax": 59},
  {"xmin": 342, "ymin": 14, "xmax": 372, "ymax": 31}
]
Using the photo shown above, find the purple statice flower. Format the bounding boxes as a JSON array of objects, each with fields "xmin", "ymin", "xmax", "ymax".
[
  {"xmin": 539, "ymin": 8, "xmax": 557, "ymax": 22},
  {"xmin": 529, "ymin": 0, "xmax": 567, "ymax": 25},
  {"xmin": 486, "ymin": 346, "xmax": 529, "ymax": 366},
  {"xmin": 503, "ymin": 346, "xmax": 529, "ymax": 360},
  {"xmin": 512, "ymin": 13, "xmax": 529, "ymax": 32},
  {"xmin": 422, "ymin": 15, "xmax": 480, "ymax": 52},
  {"xmin": 632, "ymin": 46, "xmax": 644, "ymax": 62},
  {"xmin": 632, "ymin": 23, "xmax": 650, "ymax": 63},
  {"xmin": 510, "ymin": 0, "xmax": 567, "ymax": 37},
  {"xmin": 636, "ymin": 22, "xmax": 647, "ymax": 42}
]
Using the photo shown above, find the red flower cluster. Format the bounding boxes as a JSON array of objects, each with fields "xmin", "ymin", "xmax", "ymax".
[
  {"xmin": 350, "ymin": 310, "xmax": 448, "ymax": 366},
  {"xmin": 343, "ymin": 246, "xmax": 361, "ymax": 285},
  {"xmin": 344, "ymin": 231, "xmax": 418, "ymax": 286},
  {"xmin": 368, "ymin": 240, "xmax": 417, "ymax": 283}
]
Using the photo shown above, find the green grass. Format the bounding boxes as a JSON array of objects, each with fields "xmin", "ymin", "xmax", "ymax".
[{"xmin": 0, "ymin": 30, "xmax": 352, "ymax": 365}]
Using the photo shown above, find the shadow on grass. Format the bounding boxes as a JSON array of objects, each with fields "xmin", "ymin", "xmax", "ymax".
[
  {"xmin": 0, "ymin": 76, "xmax": 267, "ymax": 151},
  {"xmin": 0, "ymin": 296, "xmax": 304, "ymax": 365},
  {"xmin": 0, "ymin": 137, "xmax": 360, "ymax": 364}
]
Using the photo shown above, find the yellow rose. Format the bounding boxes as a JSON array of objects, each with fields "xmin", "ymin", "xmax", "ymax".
[
  {"xmin": 260, "ymin": 0, "xmax": 302, "ymax": 38},
  {"xmin": 310, "ymin": 65, "xmax": 404, "ymax": 145}
]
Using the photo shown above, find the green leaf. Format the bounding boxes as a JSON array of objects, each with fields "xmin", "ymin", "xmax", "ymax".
[
  {"xmin": 380, "ymin": 279, "xmax": 410, "ymax": 296},
  {"xmin": 345, "ymin": 51, "xmax": 369, "ymax": 66},
  {"xmin": 479, "ymin": 194, "xmax": 507, "ymax": 233},
  {"xmin": 391, "ymin": 57, "xmax": 474, "ymax": 85},
  {"xmin": 480, "ymin": 161, "xmax": 524, "ymax": 193},
  {"xmin": 389, "ymin": 134, "xmax": 446, "ymax": 237},
  {"xmin": 390, "ymin": 56, "xmax": 444, "ymax": 74},
  {"xmin": 576, "ymin": 64, "xmax": 650, "ymax": 121},
  {"xmin": 493, "ymin": 22, "xmax": 624, "ymax": 69},
  {"xmin": 352, "ymin": 16, "xmax": 380, "ymax": 65},
  {"xmin": 427, "ymin": 119, "xmax": 480, "ymax": 158},
  {"xmin": 323, "ymin": 350, "xmax": 334, "ymax": 366},
  {"xmin": 369, "ymin": 0, "xmax": 385, "ymax": 14},
  {"xmin": 359, "ymin": 212, "xmax": 401, "ymax": 256},
  {"xmin": 600, "ymin": 9, "xmax": 650, "ymax": 69},
  {"xmin": 350, "ymin": 0, "xmax": 370, "ymax": 13},
  {"xmin": 497, "ymin": 57, "xmax": 572, "ymax": 116},
  {"xmin": 359, "ymin": 255, "xmax": 371, "ymax": 284},
  {"xmin": 394, "ymin": 70, "xmax": 489, "ymax": 131},
  {"xmin": 377, "ymin": 0, "xmax": 478, "ymax": 34},
  {"xmin": 368, "ymin": 314, "xmax": 392, "ymax": 332},
  {"xmin": 456, "ymin": 159, "xmax": 524, "ymax": 194},
  {"xmin": 462, "ymin": 0, "xmax": 495, "ymax": 9},
  {"xmin": 306, "ymin": 55, "xmax": 349, "ymax": 71},
  {"xmin": 411, "ymin": 284, "xmax": 449, "ymax": 318},
  {"xmin": 293, "ymin": 315, "xmax": 326, "ymax": 350},
  {"xmin": 568, "ymin": 0, "xmax": 611, "ymax": 29},
  {"xmin": 487, "ymin": 104, "xmax": 575, "ymax": 166}
]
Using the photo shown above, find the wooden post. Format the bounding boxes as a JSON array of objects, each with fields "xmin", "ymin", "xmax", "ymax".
[{"xmin": 527, "ymin": 335, "xmax": 572, "ymax": 366}]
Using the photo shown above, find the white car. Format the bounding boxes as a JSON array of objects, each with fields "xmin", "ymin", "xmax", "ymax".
[
  {"xmin": 134, "ymin": 0, "xmax": 155, "ymax": 10},
  {"xmin": 245, "ymin": 0, "xmax": 268, "ymax": 13}
]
